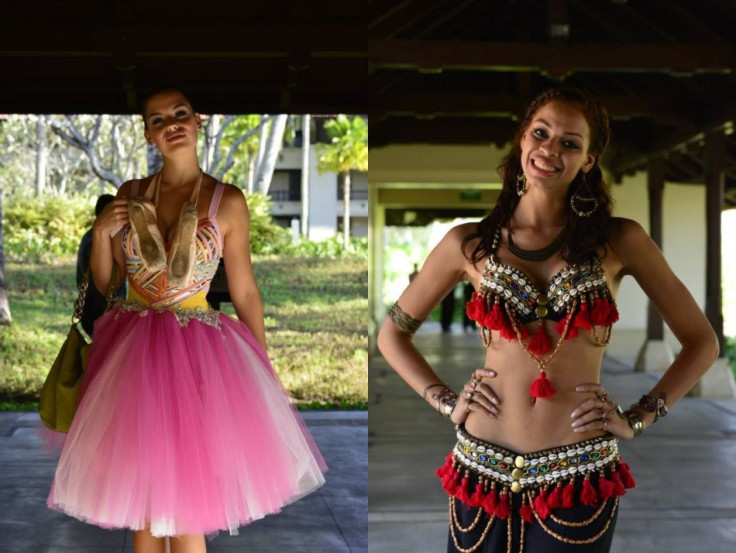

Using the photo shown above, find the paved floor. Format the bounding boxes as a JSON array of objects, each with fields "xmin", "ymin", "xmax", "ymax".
[
  {"xmin": 0, "ymin": 410, "xmax": 367, "ymax": 552},
  {"xmin": 369, "ymin": 323, "xmax": 736, "ymax": 553}
]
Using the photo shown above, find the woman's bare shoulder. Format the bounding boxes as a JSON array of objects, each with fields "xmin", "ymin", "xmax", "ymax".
[{"xmin": 608, "ymin": 217, "xmax": 650, "ymax": 257}]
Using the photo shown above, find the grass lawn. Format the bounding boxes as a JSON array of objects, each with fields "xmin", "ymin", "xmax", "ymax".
[{"xmin": 0, "ymin": 255, "xmax": 367, "ymax": 409}]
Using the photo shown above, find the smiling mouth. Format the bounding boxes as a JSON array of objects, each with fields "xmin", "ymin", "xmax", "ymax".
[{"xmin": 531, "ymin": 158, "xmax": 560, "ymax": 173}]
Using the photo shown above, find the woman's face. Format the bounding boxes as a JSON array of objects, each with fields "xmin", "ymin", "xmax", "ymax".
[
  {"xmin": 143, "ymin": 90, "xmax": 201, "ymax": 155},
  {"xmin": 519, "ymin": 100, "xmax": 596, "ymax": 191}
]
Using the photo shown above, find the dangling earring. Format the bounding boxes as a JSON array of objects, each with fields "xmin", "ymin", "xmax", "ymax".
[
  {"xmin": 570, "ymin": 172, "xmax": 599, "ymax": 217},
  {"xmin": 516, "ymin": 172, "xmax": 527, "ymax": 197}
]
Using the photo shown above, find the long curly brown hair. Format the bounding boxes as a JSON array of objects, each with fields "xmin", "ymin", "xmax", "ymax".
[{"xmin": 464, "ymin": 86, "xmax": 613, "ymax": 265}]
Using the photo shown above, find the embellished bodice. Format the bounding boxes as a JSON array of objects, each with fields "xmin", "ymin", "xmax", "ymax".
[
  {"xmin": 121, "ymin": 181, "xmax": 224, "ymax": 310},
  {"xmin": 478, "ymin": 255, "xmax": 612, "ymax": 324},
  {"xmin": 466, "ymin": 252, "xmax": 619, "ymax": 401}
]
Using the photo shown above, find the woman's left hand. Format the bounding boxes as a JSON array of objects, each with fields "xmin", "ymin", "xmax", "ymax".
[{"xmin": 571, "ymin": 383, "xmax": 634, "ymax": 440}]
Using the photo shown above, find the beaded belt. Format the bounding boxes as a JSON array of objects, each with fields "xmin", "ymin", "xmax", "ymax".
[
  {"xmin": 113, "ymin": 300, "xmax": 221, "ymax": 328},
  {"xmin": 437, "ymin": 426, "xmax": 636, "ymax": 550},
  {"xmin": 452, "ymin": 426, "xmax": 620, "ymax": 494}
]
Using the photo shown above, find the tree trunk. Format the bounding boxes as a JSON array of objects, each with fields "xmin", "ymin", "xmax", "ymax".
[
  {"xmin": 343, "ymin": 170, "xmax": 351, "ymax": 249},
  {"xmin": 254, "ymin": 114, "xmax": 287, "ymax": 195},
  {"xmin": 35, "ymin": 115, "xmax": 47, "ymax": 196},
  {"xmin": 247, "ymin": 147, "xmax": 255, "ymax": 194},
  {"xmin": 301, "ymin": 114, "xmax": 310, "ymax": 237},
  {"xmin": 204, "ymin": 115, "xmax": 220, "ymax": 172},
  {"xmin": 0, "ymin": 194, "xmax": 12, "ymax": 325}
]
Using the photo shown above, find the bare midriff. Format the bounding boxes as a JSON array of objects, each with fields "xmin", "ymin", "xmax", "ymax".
[{"xmin": 463, "ymin": 322, "xmax": 609, "ymax": 454}]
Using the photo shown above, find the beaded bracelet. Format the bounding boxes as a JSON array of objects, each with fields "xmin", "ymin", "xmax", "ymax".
[
  {"xmin": 429, "ymin": 386, "xmax": 458, "ymax": 418},
  {"xmin": 635, "ymin": 392, "xmax": 668, "ymax": 422}
]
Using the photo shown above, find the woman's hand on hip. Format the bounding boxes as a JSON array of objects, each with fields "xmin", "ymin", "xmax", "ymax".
[
  {"xmin": 571, "ymin": 383, "xmax": 635, "ymax": 440},
  {"xmin": 450, "ymin": 368, "xmax": 500, "ymax": 425}
]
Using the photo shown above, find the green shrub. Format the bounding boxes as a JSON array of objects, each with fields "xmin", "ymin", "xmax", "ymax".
[
  {"xmin": 2, "ymin": 194, "xmax": 94, "ymax": 263},
  {"xmin": 725, "ymin": 336, "xmax": 736, "ymax": 378},
  {"xmin": 243, "ymin": 191, "xmax": 292, "ymax": 254},
  {"xmin": 274, "ymin": 235, "xmax": 368, "ymax": 259}
]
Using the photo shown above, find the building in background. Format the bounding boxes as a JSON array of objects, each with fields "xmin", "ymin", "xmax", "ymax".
[{"xmin": 268, "ymin": 117, "xmax": 368, "ymax": 240}]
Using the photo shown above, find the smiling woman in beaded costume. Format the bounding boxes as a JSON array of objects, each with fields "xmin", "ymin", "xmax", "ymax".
[
  {"xmin": 46, "ymin": 87, "xmax": 327, "ymax": 553},
  {"xmin": 377, "ymin": 86, "xmax": 718, "ymax": 553}
]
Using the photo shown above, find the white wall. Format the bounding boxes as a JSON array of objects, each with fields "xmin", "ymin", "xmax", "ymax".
[{"xmin": 607, "ymin": 173, "xmax": 706, "ymax": 359}]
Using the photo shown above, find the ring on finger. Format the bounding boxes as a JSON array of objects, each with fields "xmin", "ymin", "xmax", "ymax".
[
  {"xmin": 463, "ymin": 390, "xmax": 474, "ymax": 400},
  {"xmin": 598, "ymin": 409, "xmax": 607, "ymax": 421},
  {"xmin": 469, "ymin": 380, "xmax": 478, "ymax": 390}
]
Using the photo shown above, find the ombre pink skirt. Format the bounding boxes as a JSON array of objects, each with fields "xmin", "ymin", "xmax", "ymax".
[{"xmin": 47, "ymin": 305, "xmax": 327, "ymax": 537}]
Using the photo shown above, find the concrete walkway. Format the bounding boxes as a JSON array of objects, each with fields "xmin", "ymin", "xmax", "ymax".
[
  {"xmin": 0, "ymin": 410, "xmax": 367, "ymax": 552},
  {"xmin": 369, "ymin": 323, "xmax": 736, "ymax": 552}
]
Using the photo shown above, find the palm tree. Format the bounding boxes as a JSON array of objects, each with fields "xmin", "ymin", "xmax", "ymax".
[{"xmin": 316, "ymin": 115, "xmax": 368, "ymax": 248}]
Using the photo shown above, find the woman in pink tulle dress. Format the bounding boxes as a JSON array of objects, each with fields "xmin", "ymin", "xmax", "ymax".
[{"xmin": 47, "ymin": 87, "xmax": 327, "ymax": 553}]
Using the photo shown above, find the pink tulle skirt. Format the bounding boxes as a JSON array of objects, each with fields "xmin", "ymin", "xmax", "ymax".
[{"xmin": 47, "ymin": 305, "xmax": 327, "ymax": 537}]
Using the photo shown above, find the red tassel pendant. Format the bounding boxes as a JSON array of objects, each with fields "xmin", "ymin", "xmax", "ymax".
[
  {"xmin": 483, "ymin": 302, "xmax": 505, "ymax": 331},
  {"xmin": 457, "ymin": 476, "xmax": 472, "ymax": 504},
  {"xmin": 527, "ymin": 324, "xmax": 551, "ymax": 354},
  {"xmin": 580, "ymin": 476, "xmax": 599, "ymax": 506},
  {"xmin": 591, "ymin": 297, "xmax": 609, "ymax": 326},
  {"xmin": 519, "ymin": 501, "xmax": 534, "ymax": 523},
  {"xmin": 618, "ymin": 461, "xmax": 636, "ymax": 489},
  {"xmin": 468, "ymin": 481, "xmax": 485, "ymax": 508},
  {"xmin": 466, "ymin": 292, "xmax": 487, "ymax": 323},
  {"xmin": 547, "ymin": 483, "xmax": 563, "ymax": 509},
  {"xmin": 598, "ymin": 474, "xmax": 615, "ymax": 501},
  {"xmin": 481, "ymin": 485, "xmax": 498, "ymax": 514},
  {"xmin": 533, "ymin": 488, "xmax": 551, "ymax": 519},
  {"xmin": 529, "ymin": 370, "xmax": 556, "ymax": 401},
  {"xmin": 574, "ymin": 301, "xmax": 592, "ymax": 330},
  {"xmin": 494, "ymin": 490, "xmax": 510, "ymax": 519},
  {"xmin": 605, "ymin": 301, "xmax": 620, "ymax": 325},
  {"xmin": 611, "ymin": 471, "xmax": 626, "ymax": 497},
  {"xmin": 561, "ymin": 481, "xmax": 576, "ymax": 508}
]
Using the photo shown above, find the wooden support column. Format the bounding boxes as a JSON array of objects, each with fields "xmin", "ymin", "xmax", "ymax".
[
  {"xmin": 635, "ymin": 156, "xmax": 674, "ymax": 372},
  {"xmin": 704, "ymin": 131, "xmax": 726, "ymax": 355},
  {"xmin": 647, "ymin": 156, "xmax": 665, "ymax": 342},
  {"xmin": 694, "ymin": 131, "xmax": 735, "ymax": 397}
]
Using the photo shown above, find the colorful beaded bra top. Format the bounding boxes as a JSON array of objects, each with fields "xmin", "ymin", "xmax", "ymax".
[{"xmin": 465, "ymin": 227, "xmax": 619, "ymax": 401}]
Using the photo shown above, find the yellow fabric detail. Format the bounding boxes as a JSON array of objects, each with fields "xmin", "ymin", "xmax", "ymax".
[{"xmin": 127, "ymin": 287, "xmax": 210, "ymax": 311}]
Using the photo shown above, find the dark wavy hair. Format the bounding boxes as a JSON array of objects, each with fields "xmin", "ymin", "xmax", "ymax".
[{"xmin": 464, "ymin": 86, "xmax": 613, "ymax": 265}]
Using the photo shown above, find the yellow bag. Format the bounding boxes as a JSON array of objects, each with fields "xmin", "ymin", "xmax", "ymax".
[
  {"xmin": 39, "ymin": 323, "xmax": 89, "ymax": 433},
  {"xmin": 39, "ymin": 268, "xmax": 115, "ymax": 433}
]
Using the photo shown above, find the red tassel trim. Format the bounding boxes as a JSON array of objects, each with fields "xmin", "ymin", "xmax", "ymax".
[
  {"xmin": 435, "ymin": 453, "xmax": 454, "ymax": 479},
  {"xmin": 481, "ymin": 486, "xmax": 498, "ymax": 514},
  {"xmin": 605, "ymin": 302, "xmax": 620, "ymax": 325},
  {"xmin": 561, "ymin": 481, "xmax": 576, "ymax": 508},
  {"xmin": 527, "ymin": 324, "xmax": 551, "ymax": 355},
  {"xmin": 581, "ymin": 476, "xmax": 599, "ymax": 506},
  {"xmin": 519, "ymin": 502, "xmax": 534, "ymax": 523},
  {"xmin": 494, "ymin": 491, "xmax": 510, "ymax": 519},
  {"xmin": 468, "ymin": 481, "xmax": 485, "ymax": 508},
  {"xmin": 547, "ymin": 483, "xmax": 563, "ymax": 510},
  {"xmin": 554, "ymin": 314, "xmax": 579, "ymax": 340},
  {"xmin": 574, "ymin": 301, "xmax": 592, "ymax": 330},
  {"xmin": 590, "ymin": 297, "xmax": 609, "ymax": 325},
  {"xmin": 533, "ymin": 489, "xmax": 551, "ymax": 520},
  {"xmin": 598, "ymin": 474, "xmax": 615, "ymax": 501},
  {"xmin": 611, "ymin": 471, "xmax": 626, "ymax": 497},
  {"xmin": 483, "ymin": 302, "xmax": 506, "ymax": 331},
  {"xmin": 529, "ymin": 371, "xmax": 556, "ymax": 400},
  {"xmin": 457, "ymin": 476, "xmax": 472, "ymax": 505},
  {"xmin": 466, "ymin": 292, "xmax": 487, "ymax": 322},
  {"xmin": 618, "ymin": 461, "xmax": 636, "ymax": 489}
]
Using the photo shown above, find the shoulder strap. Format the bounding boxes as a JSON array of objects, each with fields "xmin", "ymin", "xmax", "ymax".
[{"xmin": 208, "ymin": 183, "xmax": 226, "ymax": 219}]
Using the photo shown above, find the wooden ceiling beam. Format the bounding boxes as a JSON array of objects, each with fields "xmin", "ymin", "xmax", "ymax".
[
  {"xmin": 369, "ymin": 40, "xmax": 736, "ymax": 75},
  {"xmin": 0, "ymin": 23, "xmax": 366, "ymax": 54},
  {"xmin": 370, "ymin": 93, "xmax": 656, "ymax": 119}
]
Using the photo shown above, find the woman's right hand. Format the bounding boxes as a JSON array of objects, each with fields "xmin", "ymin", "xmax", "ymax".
[
  {"xmin": 450, "ymin": 368, "xmax": 500, "ymax": 425},
  {"xmin": 93, "ymin": 198, "xmax": 130, "ymax": 236}
]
